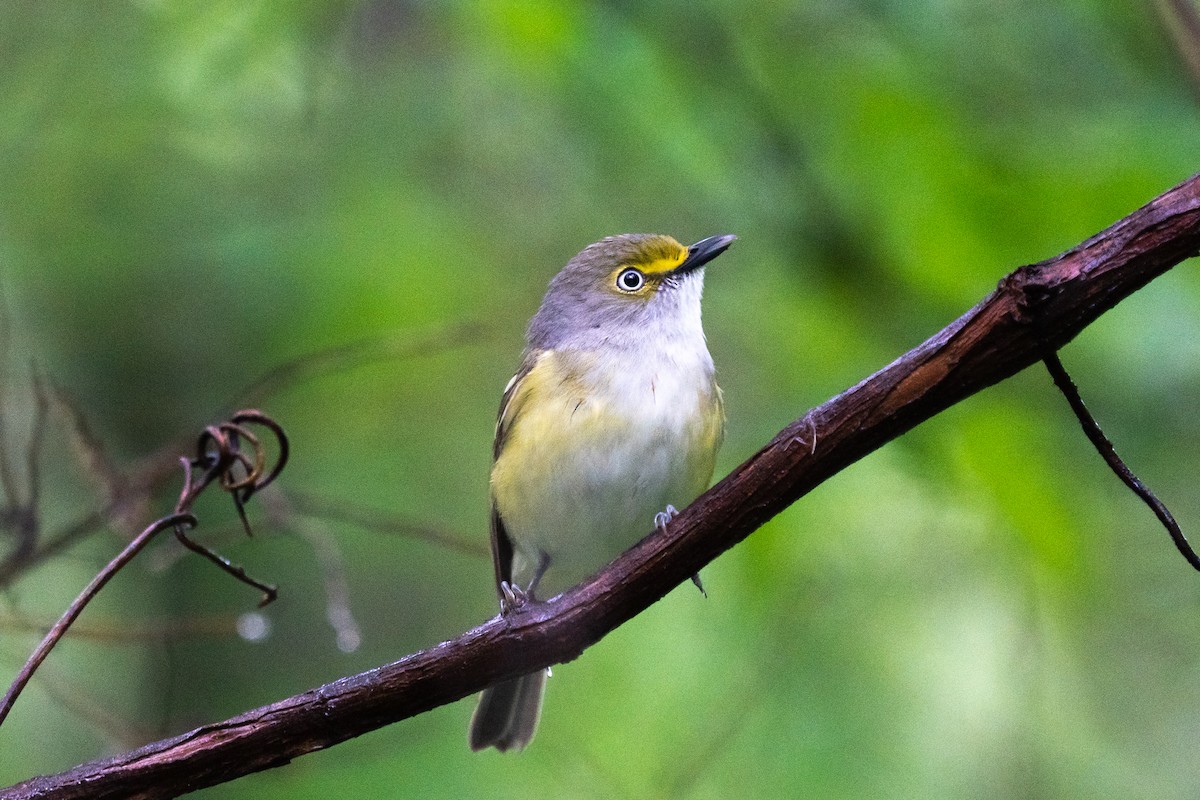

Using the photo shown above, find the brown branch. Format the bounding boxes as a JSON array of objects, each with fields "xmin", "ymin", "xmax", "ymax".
[{"xmin": 5, "ymin": 174, "xmax": 1200, "ymax": 800}]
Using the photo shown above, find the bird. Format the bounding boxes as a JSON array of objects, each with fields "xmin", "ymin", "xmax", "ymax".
[{"xmin": 468, "ymin": 232, "xmax": 735, "ymax": 752}]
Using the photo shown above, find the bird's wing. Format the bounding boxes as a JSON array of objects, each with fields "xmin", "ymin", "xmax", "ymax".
[{"xmin": 488, "ymin": 350, "xmax": 541, "ymax": 598}]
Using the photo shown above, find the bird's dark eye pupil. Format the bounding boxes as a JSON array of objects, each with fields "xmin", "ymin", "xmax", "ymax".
[{"xmin": 618, "ymin": 269, "xmax": 643, "ymax": 291}]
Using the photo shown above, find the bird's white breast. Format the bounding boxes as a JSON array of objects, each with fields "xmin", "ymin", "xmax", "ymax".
[{"xmin": 491, "ymin": 291, "xmax": 722, "ymax": 596}]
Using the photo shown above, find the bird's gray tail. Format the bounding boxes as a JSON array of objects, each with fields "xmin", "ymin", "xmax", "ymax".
[{"xmin": 468, "ymin": 670, "xmax": 547, "ymax": 752}]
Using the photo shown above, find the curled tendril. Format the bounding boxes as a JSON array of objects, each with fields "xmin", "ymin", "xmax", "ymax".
[{"xmin": 174, "ymin": 409, "xmax": 288, "ymax": 605}]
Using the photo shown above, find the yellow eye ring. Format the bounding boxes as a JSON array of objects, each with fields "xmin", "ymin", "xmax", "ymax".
[{"xmin": 616, "ymin": 268, "xmax": 645, "ymax": 292}]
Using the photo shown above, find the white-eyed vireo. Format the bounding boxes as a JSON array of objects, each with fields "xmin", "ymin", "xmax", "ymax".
[{"xmin": 469, "ymin": 233, "xmax": 735, "ymax": 752}]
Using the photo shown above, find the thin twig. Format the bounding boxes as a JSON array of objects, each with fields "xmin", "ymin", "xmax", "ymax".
[
  {"xmin": 1043, "ymin": 351, "xmax": 1200, "ymax": 571},
  {"xmin": 0, "ymin": 511, "xmax": 196, "ymax": 727},
  {"xmin": 43, "ymin": 378, "xmax": 130, "ymax": 507},
  {"xmin": 0, "ymin": 378, "xmax": 150, "ymax": 588},
  {"xmin": 7, "ymin": 370, "xmax": 53, "ymax": 564},
  {"xmin": 0, "ymin": 277, "xmax": 18, "ymax": 511},
  {"xmin": 231, "ymin": 323, "xmax": 486, "ymax": 408},
  {"xmin": 288, "ymin": 512, "xmax": 362, "ymax": 653},
  {"xmin": 0, "ymin": 511, "xmax": 107, "ymax": 590},
  {"xmin": 0, "ymin": 372, "xmax": 50, "ymax": 571},
  {"xmin": 1157, "ymin": 0, "xmax": 1200, "ymax": 98},
  {"xmin": 284, "ymin": 489, "xmax": 487, "ymax": 557},
  {"xmin": 171, "ymin": 520, "xmax": 278, "ymax": 607},
  {"xmin": 0, "ymin": 326, "xmax": 436, "ymax": 591},
  {"xmin": 25, "ymin": 370, "xmax": 50, "ymax": 515},
  {"xmin": 0, "ymin": 410, "xmax": 290, "ymax": 727},
  {"xmin": 225, "ymin": 411, "xmax": 289, "ymax": 499},
  {"xmin": 27, "ymin": 664, "xmax": 154, "ymax": 751},
  {"xmin": 0, "ymin": 613, "xmax": 241, "ymax": 643}
]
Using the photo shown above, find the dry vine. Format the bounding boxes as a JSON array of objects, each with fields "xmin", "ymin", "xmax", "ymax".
[
  {"xmin": 0, "ymin": 411, "xmax": 288, "ymax": 728},
  {"xmin": 0, "ymin": 326, "xmax": 481, "ymax": 592}
]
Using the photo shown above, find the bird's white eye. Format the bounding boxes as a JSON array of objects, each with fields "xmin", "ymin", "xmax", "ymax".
[{"xmin": 616, "ymin": 268, "xmax": 645, "ymax": 292}]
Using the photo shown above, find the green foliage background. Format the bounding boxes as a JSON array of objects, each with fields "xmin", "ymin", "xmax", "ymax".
[{"xmin": 2, "ymin": 1, "xmax": 1200, "ymax": 797}]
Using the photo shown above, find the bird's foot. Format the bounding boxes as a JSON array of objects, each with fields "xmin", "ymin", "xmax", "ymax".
[
  {"xmin": 654, "ymin": 504, "xmax": 679, "ymax": 532},
  {"xmin": 499, "ymin": 580, "xmax": 529, "ymax": 615},
  {"xmin": 653, "ymin": 505, "xmax": 707, "ymax": 597}
]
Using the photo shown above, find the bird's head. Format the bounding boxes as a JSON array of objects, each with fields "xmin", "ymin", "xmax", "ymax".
[{"xmin": 528, "ymin": 233, "xmax": 736, "ymax": 350}]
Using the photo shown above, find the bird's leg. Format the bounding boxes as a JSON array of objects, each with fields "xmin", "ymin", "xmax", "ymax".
[
  {"xmin": 525, "ymin": 551, "xmax": 551, "ymax": 599},
  {"xmin": 499, "ymin": 551, "xmax": 552, "ymax": 614},
  {"xmin": 499, "ymin": 580, "xmax": 527, "ymax": 614},
  {"xmin": 654, "ymin": 505, "xmax": 707, "ymax": 597}
]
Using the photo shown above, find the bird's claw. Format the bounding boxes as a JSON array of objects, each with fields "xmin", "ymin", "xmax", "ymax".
[
  {"xmin": 654, "ymin": 504, "xmax": 679, "ymax": 532},
  {"xmin": 499, "ymin": 580, "xmax": 529, "ymax": 615}
]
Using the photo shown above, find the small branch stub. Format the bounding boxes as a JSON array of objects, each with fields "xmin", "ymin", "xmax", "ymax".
[{"xmin": 1043, "ymin": 352, "xmax": 1200, "ymax": 571}]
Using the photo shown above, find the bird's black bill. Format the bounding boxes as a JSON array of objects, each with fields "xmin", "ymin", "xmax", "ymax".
[{"xmin": 677, "ymin": 234, "xmax": 737, "ymax": 274}]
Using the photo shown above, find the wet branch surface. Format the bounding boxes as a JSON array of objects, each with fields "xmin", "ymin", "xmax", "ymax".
[{"xmin": 6, "ymin": 173, "xmax": 1200, "ymax": 799}]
